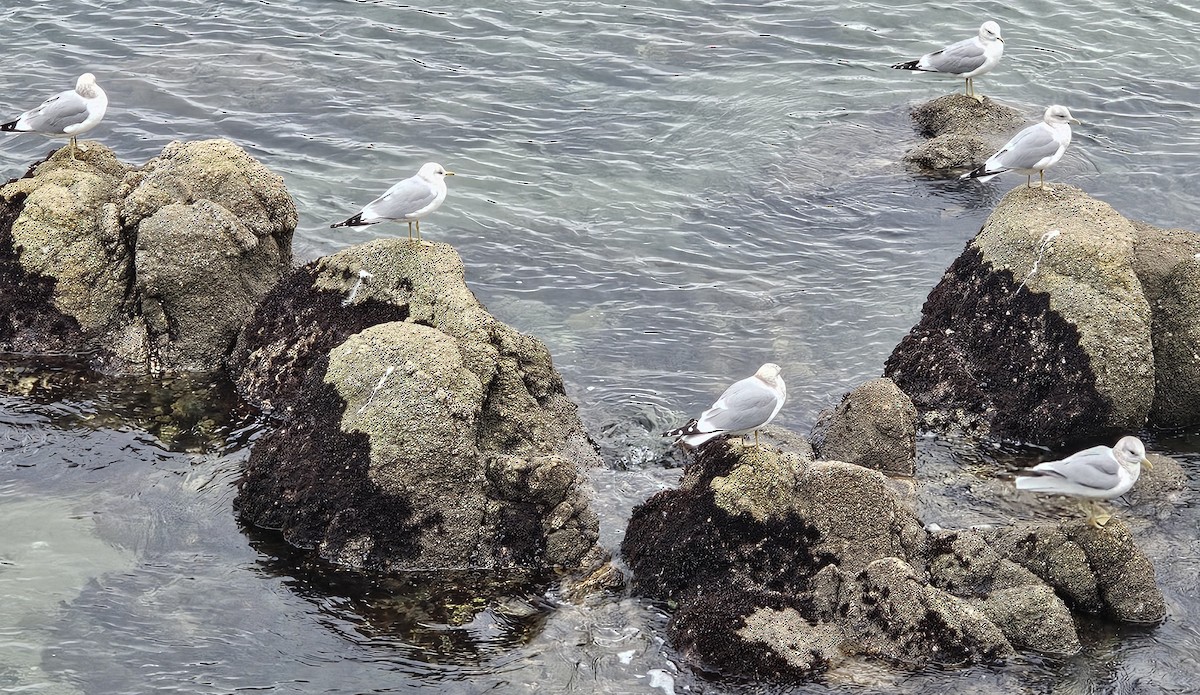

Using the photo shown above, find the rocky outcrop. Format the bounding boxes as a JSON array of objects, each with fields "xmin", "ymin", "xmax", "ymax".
[
  {"xmin": 883, "ymin": 185, "xmax": 1182, "ymax": 443},
  {"xmin": 0, "ymin": 141, "xmax": 295, "ymax": 374},
  {"xmin": 621, "ymin": 439, "xmax": 1164, "ymax": 682},
  {"xmin": 901, "ymin": 95, "xmax": 1024, "ymax": 171},
  {"xmin": 230, "ymin": 239, "xmax": 602, "ymax": 573},
  {"xmin": 1131, "ymin": 222, "xmax": 1200, "ymax": 428},
  {"xmin": 809, "ymin": 378, "xmax": 917, "ymax": 475},
  {"xmin": 981, "ymin": 521, "xmax": 1165, "ymax": 624}
]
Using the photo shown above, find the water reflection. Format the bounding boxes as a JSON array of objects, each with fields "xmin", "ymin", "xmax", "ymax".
[
  {"xmin": 248, "ymin": 526, "xmax": 559, "ymax": 666},
  {"xmin": 0, "ymin": 355, "xmax": 253, "ymax": 455}
]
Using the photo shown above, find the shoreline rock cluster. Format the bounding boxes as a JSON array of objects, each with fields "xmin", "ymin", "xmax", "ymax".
[
  {"xmin": 0, "ymin": 113, "xmax": 1191, "ymax": 684},
  {"xmin": 0, "ymin": 141, "xmax": 295, "ymax": 374}
]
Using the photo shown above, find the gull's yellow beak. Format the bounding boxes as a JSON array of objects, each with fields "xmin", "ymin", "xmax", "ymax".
[
  {"xmin": 445, "ymin": 171, "xmax": 456, "ymax": 176},
  {"xmin": 1070, "ymin": 118, "xmax": 1082, "ymax": 125},
  {"xmin": 1142, "ymin": 457, "xmax": 1153, "ymax": 470}
]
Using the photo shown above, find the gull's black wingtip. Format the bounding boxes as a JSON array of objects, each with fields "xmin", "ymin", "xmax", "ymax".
[
  {"xmin": 891, "ymin": 59, "xmax": 920, "ymax": 71},
  {"xmin": 0, "ymin": 120, "xmax": 19, "ymax": 132},
  {"xmin": 663, "ymin": 418, "xmax": 701, "ymax": 438},
  {"xmin": 330, "ymin": 213, "xmax": 365, "ymax": 229}
]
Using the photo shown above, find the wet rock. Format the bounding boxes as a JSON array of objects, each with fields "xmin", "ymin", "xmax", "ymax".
[
  {"xmin": 1132, "ymin": 222, "xmax": 1200, "ymax": 427},
  {"xmin": 809, "ymin": 378, "xmax": 917, "ymax": 475},
  {"xmin": 885, "ymin": 185, "xmax": 1155, "ymax": 444},
  {"xmin": 902, "ymin": 94, "xmax": 1024, "ymax": 171},
  {"xmin": 231, "ymin": 239, "xmax": 601, "ymax": 573},
  {"xmin": 622, "ymin": 438, "xmax": 1166, "ymax": 682},
  {"xmin": 983, "ymin": 520, "xmax": 1166, "ymax": 624},
  {"xmin": 0, "ymin": 140, "xmax": 295, "ymax": 374},
  {"xmin": 1128, "ymin": 452, "xmax": 1188, "ymax": 508},
  {"xmin": 840, "ymin": 557, "xmax": 1014, "ymax": 665},
  {"xmin": 927, "ymin": 530, "xmax": 1079, "ymax": 653},
  {"xmin": 621, "ymin": 441, "xmax": 1011, "ymax": 681}
]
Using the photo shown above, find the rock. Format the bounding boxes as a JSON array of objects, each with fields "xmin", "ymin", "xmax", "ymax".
[
  {"xmin": 840, "ymin": 557, "xmax": 1015, "ymax": 665},
  {"xmin": 809, "ymin": 378, "xmax": 917, "ymax": 475},
  {"xmin": 1132, "ymin": 222, "xmax": 1200, "ymax": 427},
  {"xmin": 0, "ymin": 140, "xmax": 295, "ymax": 374},
  {"xmin": 1128, "ymin": 452, "xmax": 1188, "ymax": 508},
  {"xmin": 901, "ymin": 95, "xmax": 1025, "ymax": 171},
  {"xmin": 884, "ymin": 185, "xmax": 1155, "ymax": 444},
  {"xmin": 621, "ymin": 438, "xmax": 1165, "ymax": 682},
  {"xmin": 621, "ymin": 441, "xmax": 1004, "ymax": 681},
  {"xmin": 983, "ymin": 520, "xmax": 1166, "ymax": 624},
  {"xmin": 926, "ymin": 530, "xmax": 1079, "ymax": 653},
  {"xmin": 230, "ymin": 239, "xmax": 601, "ymax": 573}
]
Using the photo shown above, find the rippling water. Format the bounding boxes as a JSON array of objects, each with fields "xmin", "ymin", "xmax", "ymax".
[{"xmin": 1, "ymin": 0, "xmax": 1198, "ymax": 692}]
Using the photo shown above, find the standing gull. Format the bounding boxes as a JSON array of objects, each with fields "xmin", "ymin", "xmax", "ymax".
[
  {"xmin": 962, "ymin": 105, "xmax": 1079, "ymax": 189},
  {"xmin": 1015, "ymin": 435, "xmax": 1151, "ymax": 527},
  {"xmin": 331, "ymin": 162, "xmax": 455, "ymax": 242},
  {"xmin": 1, "ymin": 73, "xmax": 108, "ymax": 160},
  {"xmin": 664, "ymin": 363, "xmax": 786, "ymax": 449},
  {"xmin": 891, "ymin": 21, "xmax": 1005, "ymax": 101}
]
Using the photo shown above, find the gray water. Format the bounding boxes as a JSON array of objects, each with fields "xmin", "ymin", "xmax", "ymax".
[{"xmin": 1, "ymin": 0, "xmax": 1198, "ymax": 692}]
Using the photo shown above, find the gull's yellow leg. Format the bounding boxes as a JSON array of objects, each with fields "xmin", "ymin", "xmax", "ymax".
[
  {"xmin": 415, "ymin": 219, "xmax": 422, "ymax": 243},
  {"xmin": 1039, "ymin": 171, "xmax": 1046, "ymax": 189},
  {"xmin": 69, "ymin": 137, "xmax": 78, "ymax": 161}
]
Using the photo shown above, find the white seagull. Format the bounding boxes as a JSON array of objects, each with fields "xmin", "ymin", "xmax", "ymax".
[
  {"xmin": 1, "ymin": 73, "xmax": 108, "ymax": 160},
  {"xmin": 664, "ymin": 363, "xmax": 787, "ymax": 449},
  {"xmin": 331, "ymin": 162, "xmax": 455, "ymax": 242},
  {"xmin": 962, "ymin": 105, "xmax": 1080, "ymax": 188},
  {"xmin": 891, "ymin": 21, "xmax": 1005, "ymax": 101},
  {"xmin": 1015, "ymin": 435, "xmax": 1152, "ymax": 527}
]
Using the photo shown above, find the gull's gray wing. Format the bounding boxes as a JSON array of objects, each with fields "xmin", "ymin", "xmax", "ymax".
[
  {"xmin": 363, "ymin": 175, "xmax": 438, "ymax": 219},
  {"xmin": 923, "ymin": 37, "xmax": 986, "ymax": 75},
  {"xmin": 699, "ymin": 378, "xmax": 779, "ymax": 433},
  {"xmin": 19, "ymin": 92, "xmax": 89, "ymax": 134},
  {"xmin": 1031, "ymin": 446, "xmax": 1121, "ymax": 491},
  {"xmin": 989, "ymin": 124, "xmax": 1061, "ymax": 169}
]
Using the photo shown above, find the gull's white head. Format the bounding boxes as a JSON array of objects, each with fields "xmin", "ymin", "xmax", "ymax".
[
  {"xmin": 418, "ymin": 162, "xmax": 455, "ymax": 181},
  {"xmin": 1044, "ymin": 105, "xmax": 1081, "ymax": 126},
  {"xmin": 980, "ymin": 21, "xmax": 1003, "ymax": 43},
  {"xmin": 755, "ymin": 363, "xmax": 783, "ymax": 385},
  {"xmin": 75, "ymin": 73, "xmax": 101, "ymax": 98},
  {"xmin": 1113, "ymin": 436, "xmax": 1151, "ymax": 477}
]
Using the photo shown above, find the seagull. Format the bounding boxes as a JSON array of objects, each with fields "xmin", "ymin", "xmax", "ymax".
[
  {"xmin": 330, "ymin": 162, "xmax": 455, "ymax": 242},
  {"xmin": 664, "ymin": 363, "xmax": 787, "ymax": 449},
  {"xmin": 1, "ymin": 73, "xmax": 108, "ymax": 160},
  {"xmin": 962, "ymin": 105, "xmax": 1080, "ymax": 188},
  {"xmin": 891, "ymin": 21, "xmax": 1005, "ymax": 102},
  {"xmin": 1015, "ymin": 435, "xmax": 1152, "ymax": 528}
]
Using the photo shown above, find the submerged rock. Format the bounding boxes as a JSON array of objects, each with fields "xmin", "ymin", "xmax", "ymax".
[
  {"xmin": 901, "ymin": 94, "xmax": 1024, "ymax": 172},
  {"xmin": 621, "ymin": 438, "xmax": 1164, "ymax": 682},
  {"xmin": 230, "ymin": 239, "xmax": 602, "ymax": 573},
  {"xmin": 0, "ymin": 141, "xmax": 295, "ymax": 374},
  {"xmin": 883, "ymin": 185, "xmax": 1188, "ymax": 443},
  {"xmin": 809, "ymin": 377, "xmax": 917, "ymax": 475}
]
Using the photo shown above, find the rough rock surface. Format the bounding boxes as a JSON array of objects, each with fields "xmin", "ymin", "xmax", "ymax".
[
  {"xmin": 809, "ymin": 378, "xmax": 917, "ymax": 475},
  {"xmin": 885, "ymin": 185, "xmax": 1160, "ymax": 443},
  {"xmin": 230, "ymin": 239, "xmax": 602, "ymax": 573},
  {"xmin": 621, "ymin": 439, "xmax": 1164, "ymax": 682},
  {"xmin": 0, "ymin": 140, "xmax": 295, "ymax": 374},
  {"xmin": 982, "ymin": 520, "xmax": 1166, "ymax": 624},
  {"xmin": 1131, "ymin": 222, "xmax": 1200, "ymax": 428},
  {"xmin": 901, "ymin": 94, "xmax": 1024, "ymax": 171}
]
